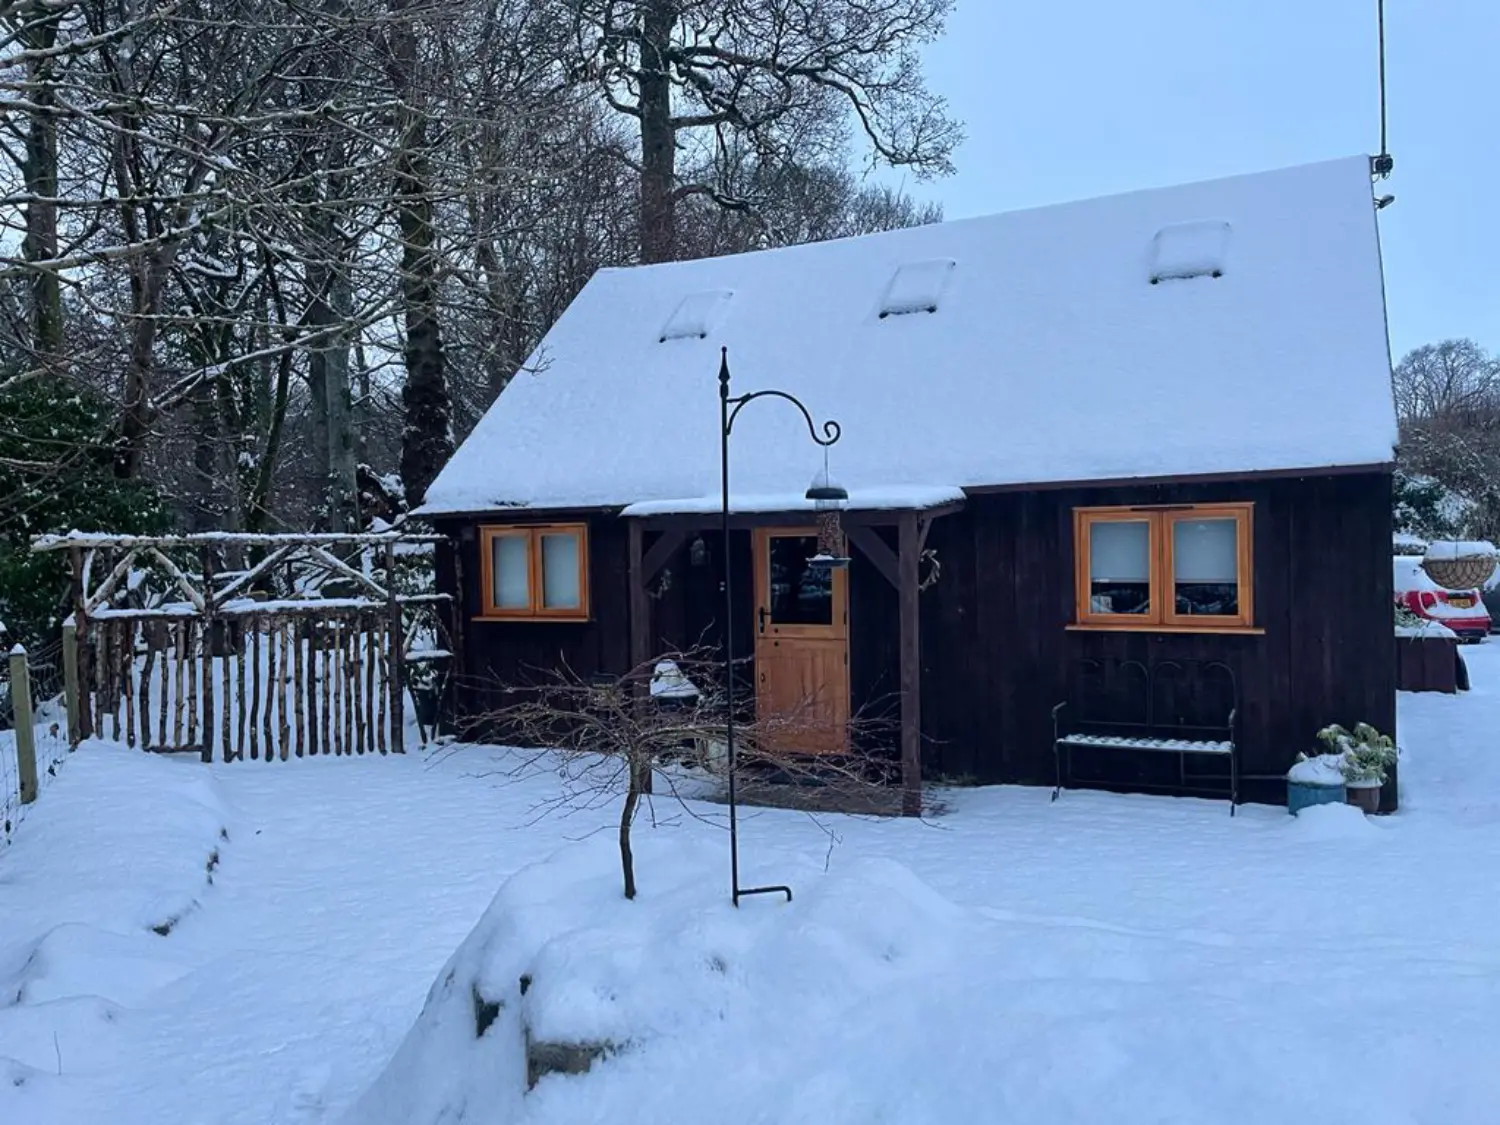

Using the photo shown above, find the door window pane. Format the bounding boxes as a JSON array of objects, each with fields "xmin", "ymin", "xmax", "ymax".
[
  {"xmin": 491, "ymin": 535, "xmax": 530, "ymax": 609},
  {"xmin": 768, "ymin": 535, "xmax": 832, "ymax": 625},
  {"xmin": 1173, "ymin": 518, "xmax": 1239, "ymax": 615},
  {"xmin": 1089, "ymin": 520, "xmax": 1151, "ymax": 615},
  {"xmin": 540, "ymin": 532, "xmax": 582, "ymax": 610}
]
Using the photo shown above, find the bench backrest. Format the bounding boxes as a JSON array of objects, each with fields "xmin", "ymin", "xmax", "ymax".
[{"xmin": 1070, "ymin": 658, "xmax": 1237, "ymax": 735}]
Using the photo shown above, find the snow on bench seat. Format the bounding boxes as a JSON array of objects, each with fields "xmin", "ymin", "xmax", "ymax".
[{"xmin": 1055, "ymin": 733, "xmax": 1233, "ymax": 755}]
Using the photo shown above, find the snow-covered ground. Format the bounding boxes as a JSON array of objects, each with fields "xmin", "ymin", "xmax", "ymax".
[{"xmin": 3, "ymin": 648, "xmax": 1500, "ymax": 1124}]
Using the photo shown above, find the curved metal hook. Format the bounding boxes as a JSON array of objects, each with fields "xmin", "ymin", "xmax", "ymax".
[{"xmin": 725, "ymin": 389, "xmax": 841, "ymax": 447}]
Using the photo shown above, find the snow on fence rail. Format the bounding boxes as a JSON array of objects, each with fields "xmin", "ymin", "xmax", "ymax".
[{"xmin": 30, "ymin": 531, "xmax": 452, "ymax": 762}]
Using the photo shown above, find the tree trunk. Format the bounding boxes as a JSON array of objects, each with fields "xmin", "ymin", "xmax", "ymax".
[
  {"xmin": 188, "ymin": 378, "xmax": 220, "ymax": 532},
  {"xmin": 637, "ymin": 0, "xmax": 676, "ymax": 264},
  {"xmin": 387, "ymin": 11, "xmax": 453, "ymax": 509},
  {"xmin": 106, "ymin": 20, "xmax": 180, "ymax": 483},
  {"xmin": 244, "ymin": 348, "xmax": 293, "ymax": 536},
  {"xmin": 474, "ymin": 228, "xmax": 527, "ymax": 408},
  {"xmin": 115, "ymin": 247, "xmax": 172, "ymax": 480},
  {"xmin": 306, "ymin": 237, "xmax": 359, "ymax": 531},
  {"xmin": 21, "ymin": 23, "xmax": 63, "ymax": 359},
  {"xmin": 619, "ymin": 756, "xmax": 643, "ymax": 899},
  {"xmin": 395, "ymin": 141, "xmax": 452, "ymax": 509}
]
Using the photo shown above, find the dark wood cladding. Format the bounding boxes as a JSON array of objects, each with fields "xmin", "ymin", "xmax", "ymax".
[
  {"xmin": 434, "ymin": 512, "xmax": 631, "ymax": 735},
  {"xmin": 1395, "ymin": 635, "xmax": 1460, "ymax": 694},
  {"xmin": 916, "ymin": 472, "xmax": 1396, "ymax": 805},
  {"xmin": 438, "ymin": 470, "xmax": 1395, "ymax": 808}
]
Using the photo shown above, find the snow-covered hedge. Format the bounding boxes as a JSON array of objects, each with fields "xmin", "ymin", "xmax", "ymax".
[{"xmin": 340, "ymin": 835, "xmax": 968, "ymax": 1124}]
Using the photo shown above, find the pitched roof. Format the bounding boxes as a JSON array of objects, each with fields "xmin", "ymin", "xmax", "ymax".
[{"xmin": 420, "ymin": 157, "xmax": 1398, "ymax": 516}]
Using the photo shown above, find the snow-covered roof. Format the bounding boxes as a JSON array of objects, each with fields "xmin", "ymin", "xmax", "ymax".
[{"xmin": 421, "ymin": 157, "xmax": 1398, "ymax": 516}]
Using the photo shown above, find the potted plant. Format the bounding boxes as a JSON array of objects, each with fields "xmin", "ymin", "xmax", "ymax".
[
  {"xmin": 1317, "ymin": 723, "xmax": 1398, "ymax": 814},
  {"xmin": 1286, "ymin": 752, "xmax": 1347, "ymax": 815}
]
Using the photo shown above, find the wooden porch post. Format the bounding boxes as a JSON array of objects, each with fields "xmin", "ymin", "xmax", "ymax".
[
  {"xmin": 897, "ymin": 513, "xmax": 922, "ymax": 816},
  {"xmin": 627, "ymin": 521, "xmax": 650, "ymax": 674},
  {"xmin": 627, "ymin": 520, "xmax": 652, "ymax": 794}
]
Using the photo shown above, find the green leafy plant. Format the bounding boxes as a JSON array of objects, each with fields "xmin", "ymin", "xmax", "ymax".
[
  {"xmin": 0, "ymin": 376, "xmax": 166, "ymax": 649},
  {"xmin": 1317, "ymin": 722, "xmax": 1399, "ymax": 786},
  {"xmin": 1394, "ymin": 601, "xmax": 1425, "ymax": 629}
]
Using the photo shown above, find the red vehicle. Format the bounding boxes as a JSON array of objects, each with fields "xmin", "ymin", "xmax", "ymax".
[{"xmin": 1394, "ymin": 556, "xmax": 1490, "ymax": 641}]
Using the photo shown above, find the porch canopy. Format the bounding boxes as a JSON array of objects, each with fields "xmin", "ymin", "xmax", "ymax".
[
  {"xmin": 620, "ymin": 487, "xmax": 960, "ymax": 817},
  {"xmin": 619, "ymin": 484, "xmax": 964, "ymax": 524}
]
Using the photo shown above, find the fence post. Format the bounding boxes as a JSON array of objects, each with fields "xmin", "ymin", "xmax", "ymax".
[
  {"xmin": 384, "ymin": 541, "xmax": 405, "ymax": 752},
  {"xmin": 70, "ymin": 545, "xmax": 93, "ymax": 741},
  {"xmin": 62, "ymin": 617, "xmax": 81, "ymax": 747},
  {"xmin": 200, "ymin": 547, "xmax": 217, "ymax": 763},
  {"xmin": 9, "ymin": 646, "xmax": 38, "ymax": 804}
]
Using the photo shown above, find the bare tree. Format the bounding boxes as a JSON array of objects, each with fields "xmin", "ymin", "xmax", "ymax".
[
  {"xmin": 465, "ymin": 649, "xmax": 895, "ymax": 899},
  {"xmin": 1394, "ymin": 339, "xmax": 1500, "ymax": 540},
  {"xmin": 565, "ymin": 0, "xmax": 960, "ymax": 263},
  {"xmin": 1394, "ymin": 339, "xmax": 1500, "ymax": 424},
  {"xmin": 0, "ymin": 0, "xmax": 957, "ymax": 541}
]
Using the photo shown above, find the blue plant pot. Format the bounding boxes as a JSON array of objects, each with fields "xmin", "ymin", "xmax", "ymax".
[{"xmin": 1288, "ymin": 779, "xmax": 1347, "ymax": 815}]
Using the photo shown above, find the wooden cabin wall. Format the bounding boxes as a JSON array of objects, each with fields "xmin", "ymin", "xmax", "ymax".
[
  {"xmin": 914, "ymin": 472, "xmax": 1396, "ymax": 804},
  {"xmin": 439, "ymin": 472, "xmax": 1394, "ymax": 806},
  {"xmin": 434, "ymin": 513, "xmax": 631, "ymax": 737}
]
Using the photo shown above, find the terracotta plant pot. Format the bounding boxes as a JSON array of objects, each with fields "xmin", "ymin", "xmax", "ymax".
[{"xmin": 1346, "ymin": 782, "xmax": 1381, "ymax": 814}]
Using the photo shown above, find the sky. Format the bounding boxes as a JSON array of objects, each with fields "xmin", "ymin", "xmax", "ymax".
[{"xmin": 915, "ymin": 1, "xmax": 1496, "ymax": 361}]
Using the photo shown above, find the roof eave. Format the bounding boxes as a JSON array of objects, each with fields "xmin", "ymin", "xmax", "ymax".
[{"xmin": 962, "ymin": 460, "xmax": 1396, "ymax": 495}]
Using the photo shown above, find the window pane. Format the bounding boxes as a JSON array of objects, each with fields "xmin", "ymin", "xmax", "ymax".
[
  {"xmin": 768, "ymin": 535, "xmax": 832, "ymax": 625},
  {"xmin": 491, "ymin": 535, "xmax": 530, "ymax": 609},
  {"xmin": 1089, "ymin": 520, "xmax": 1151, "ymax": 615},
  {"xmin": 1173, "ymin": 518, "xmax": 1239, "ymax": 616},
  {"xmin": 540, "ymin": 533, "xmax": 582, "ymax": 610}
]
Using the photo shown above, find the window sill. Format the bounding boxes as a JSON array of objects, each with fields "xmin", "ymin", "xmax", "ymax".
[
  {"xmin": 473, "ymin": 613, "xmax": 591, "ymax": 624},
  {"xmin": 1067, "ymin": 622, "xmax": 1265, "ymax": 635}
]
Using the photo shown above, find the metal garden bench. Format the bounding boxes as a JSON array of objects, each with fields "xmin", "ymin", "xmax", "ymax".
[{"xmin": 1051, "ymin": 659, "xmax": 1240, "ymax": 815}]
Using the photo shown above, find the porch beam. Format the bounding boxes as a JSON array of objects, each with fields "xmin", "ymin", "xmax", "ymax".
[
  {"xmin": 897, "ymin": 512, "xmax": 922, "ymax": 817},
  {"xmin": 847, "ymin": 524, "xmax": 898, "ymax": 589},
  {"xmin": 640, "ymin": 527, "xmax": 689, "ymax": 584},
  {"xmin": 628, "ymin": 501, "xmax": 964, "ymax": 534}
]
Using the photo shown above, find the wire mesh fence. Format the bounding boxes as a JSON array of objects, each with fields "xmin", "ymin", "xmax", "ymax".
[{"xmin": 2, "ymin": 640, "xmax": 73, "ymax": 849}]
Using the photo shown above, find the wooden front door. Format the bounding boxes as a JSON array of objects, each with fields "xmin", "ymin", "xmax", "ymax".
[{"xmin": 752, "ymin": 528, "xmax": 850, "ymax": 754}]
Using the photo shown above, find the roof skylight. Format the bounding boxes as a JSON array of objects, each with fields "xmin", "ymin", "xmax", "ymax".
[
  {"xmin": 879, "ymin": 258, "xmax": 955, "ymax": 318},
  {"xmin": 659, "ymin": 290, "xmax": 733, "ymax": 341},
  {"xmin": 1149, "ymin": 220, "xmax": 1231, "ymax": 284}
]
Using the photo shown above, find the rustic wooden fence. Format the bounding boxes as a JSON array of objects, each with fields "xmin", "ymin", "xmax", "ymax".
[
  {"xmin": 2, "ymin": 642, "xmax": 70, "ymax": 846},
  {"xmin": 31, "ymin": 532, "xmax": 450, "ymax": 762}
]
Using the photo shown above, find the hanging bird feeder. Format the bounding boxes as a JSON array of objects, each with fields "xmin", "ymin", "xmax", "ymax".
[{"xmin": 805, "ymin": 463, "xmax": 850, "ymax": 570}]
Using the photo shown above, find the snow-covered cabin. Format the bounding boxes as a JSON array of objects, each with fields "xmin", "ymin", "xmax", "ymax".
[{"xmin": 420, "ymin": 156, "xmax": 1400, "ymax": 811}]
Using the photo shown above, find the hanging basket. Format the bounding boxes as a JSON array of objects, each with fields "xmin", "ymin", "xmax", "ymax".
[{"xmin": 1421, "ymin": 554, "xmax": 1497, "ymax": 592}]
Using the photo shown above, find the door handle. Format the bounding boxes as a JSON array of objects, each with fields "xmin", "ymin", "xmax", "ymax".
[{"xmin": 757, "ymin": 606, "xmax": 769, "ymax": 634}]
